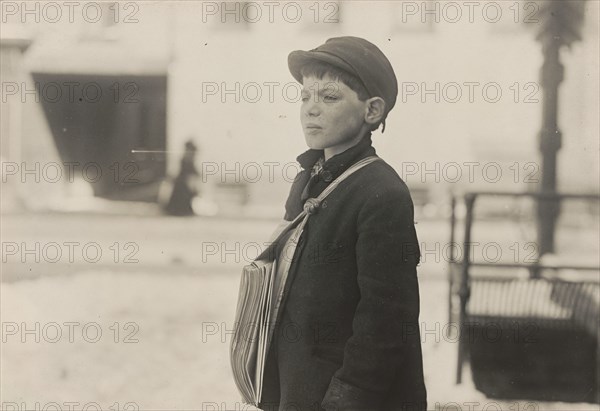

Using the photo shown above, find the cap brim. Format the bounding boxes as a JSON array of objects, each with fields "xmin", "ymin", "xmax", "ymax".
[{"xmin": 288, "ymin": 50, "xmax": 358, "ymax": 84}]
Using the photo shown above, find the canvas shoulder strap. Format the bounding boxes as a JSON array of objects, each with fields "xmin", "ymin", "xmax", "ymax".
[{"xmin": 262, "ymin": 155, "xmax": 381, "ymax": 257}]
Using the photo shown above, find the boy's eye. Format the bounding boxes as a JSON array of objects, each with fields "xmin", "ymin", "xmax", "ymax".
[
  {"xmin": 301, "ymin": 92, "xmax": 311, "ymax": 102},
  {"xmin": 324, "ymin": 94, "xmax": 339, "ymax": 102}
]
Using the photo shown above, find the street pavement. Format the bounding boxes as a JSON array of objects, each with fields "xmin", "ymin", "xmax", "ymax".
[{"xmin": 1, "ymin": 212, "xmax": 597, "ymax": 410}]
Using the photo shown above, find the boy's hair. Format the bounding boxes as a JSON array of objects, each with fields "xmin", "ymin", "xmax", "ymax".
[{"xmin": 299, "ymin": 60, "xmax": 370, "ymax": 102}]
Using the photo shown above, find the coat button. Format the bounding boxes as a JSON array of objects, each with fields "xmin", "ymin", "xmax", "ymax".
[{"xmin": 321, "ymin": 170, "xmax": 333, "ymax": 182}]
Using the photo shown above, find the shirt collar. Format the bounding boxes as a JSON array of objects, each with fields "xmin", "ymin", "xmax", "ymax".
[{"xmin": 296, "ymin": 132, "xmax": 376, "ymax": 175}]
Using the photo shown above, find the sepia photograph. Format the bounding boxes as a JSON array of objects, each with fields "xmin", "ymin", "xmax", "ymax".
[{"xmin": 1, "ymin": 1, "xmax": 599, "ymax": 410}]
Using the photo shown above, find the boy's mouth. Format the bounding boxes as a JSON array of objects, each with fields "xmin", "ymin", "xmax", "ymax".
[
  {"xmin": 305, "ymin": 124, "xmax": 322, "ymax": 130},
  {"xmin": 305, "ymin": 125, "xmax": 322, "ymax": 135}
]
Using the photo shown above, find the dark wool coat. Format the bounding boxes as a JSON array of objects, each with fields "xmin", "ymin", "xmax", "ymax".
[{"xmin": 259, "ymin": 134, "xmax": 427, "ymax": 411}]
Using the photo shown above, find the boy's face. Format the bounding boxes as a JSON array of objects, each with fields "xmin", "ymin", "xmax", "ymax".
[{"xmin": 300, "ymin": 74, "xmax": 367, "ymax": 152}]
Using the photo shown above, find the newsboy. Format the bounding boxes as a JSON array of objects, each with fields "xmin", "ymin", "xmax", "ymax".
[{"xmin": 259, "ymin": 36, "xmax": 426, "ymax": 411}]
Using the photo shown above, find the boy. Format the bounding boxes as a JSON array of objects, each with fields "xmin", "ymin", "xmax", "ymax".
[{"xmin": 260, "ymin": 36, "xmax": 426, "ymax": 411}]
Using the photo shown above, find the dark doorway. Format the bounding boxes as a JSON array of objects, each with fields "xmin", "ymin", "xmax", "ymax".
[{"xmin": 32, "ymin": 73, "xmax": 167, "ymax": 202}]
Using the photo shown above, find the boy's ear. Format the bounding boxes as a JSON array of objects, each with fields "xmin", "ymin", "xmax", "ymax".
[{"xmin": 364, "ymin": 97, "xmax": 386, "ymax": 126}]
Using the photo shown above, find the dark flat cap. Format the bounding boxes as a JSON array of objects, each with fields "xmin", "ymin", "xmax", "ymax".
[{"xmin": 288, "ymin": 36, "xmax": 398, "ymax": 130}]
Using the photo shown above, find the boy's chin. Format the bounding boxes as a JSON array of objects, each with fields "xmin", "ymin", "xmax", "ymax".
[
  {"xmin": 303, "ymin": 135, "xmax": 327, "ymax": 150},
  {"xmin": 303, "ymin": 134, "xmax": 360, "ymax": 151}
]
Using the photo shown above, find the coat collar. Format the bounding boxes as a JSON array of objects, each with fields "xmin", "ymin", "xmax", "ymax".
[{"xmin": 296, "ymin": 133, "xmax": 377, "ymax": 181}]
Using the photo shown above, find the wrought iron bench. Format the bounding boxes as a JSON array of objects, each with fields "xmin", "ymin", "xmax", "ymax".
[{"xmin": 448, "ymin": 191, "xmax": 600, "ymax": 403}]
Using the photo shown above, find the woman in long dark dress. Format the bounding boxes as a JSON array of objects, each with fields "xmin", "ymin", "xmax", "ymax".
[{"xmin": 165, "ymin": 140, "xmax": 199, "ymax": 216}]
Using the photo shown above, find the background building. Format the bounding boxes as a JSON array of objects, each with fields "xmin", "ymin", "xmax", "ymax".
[{"xmin": 2, "ymin": 1, "xmax": 598, "ymax": 217}]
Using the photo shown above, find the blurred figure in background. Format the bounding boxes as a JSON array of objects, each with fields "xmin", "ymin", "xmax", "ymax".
[{"xmin": 165, "ymin": 140, "xmax": 200, "ymax": 216}]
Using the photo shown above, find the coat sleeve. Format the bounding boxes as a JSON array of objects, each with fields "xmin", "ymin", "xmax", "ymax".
[{"xmin": 321, "ymin": 186, "xmax": 422, "ymax": 410}]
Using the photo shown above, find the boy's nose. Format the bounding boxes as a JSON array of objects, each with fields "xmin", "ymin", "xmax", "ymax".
[{"xmin": 304, "ymin": 101, "xmax": 320, "ymax": 117}]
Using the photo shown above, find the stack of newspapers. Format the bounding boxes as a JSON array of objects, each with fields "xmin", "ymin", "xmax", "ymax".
[{"xmin": 230, "ymin": 260, "xmax": 277, "ymax": 406}]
